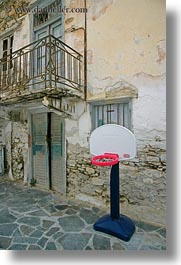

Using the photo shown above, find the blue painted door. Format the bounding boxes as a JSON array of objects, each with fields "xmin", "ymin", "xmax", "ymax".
[
  {"xmin": 32, "ymin": 113, "xmax": 65, "ymax": 192},
  {"xmin": 51, "ymin": 113, "xmax": 65, "ymax": 193}
]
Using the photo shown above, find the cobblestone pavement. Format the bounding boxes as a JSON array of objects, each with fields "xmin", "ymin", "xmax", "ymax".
[{"xmin": 0, "ymin": 181, "xmax": 166, "ymax": 250}]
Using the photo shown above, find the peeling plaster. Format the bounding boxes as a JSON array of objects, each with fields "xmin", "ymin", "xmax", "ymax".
[
  {"xmin": 65, "ymin": 27, "xmax": 84, "ymax": 54},
  {"xmin": 87, "ymin": 50, "xmax": 93, "ymax": 64},
  {"xmin": 105, "ymin": 80, "xmax": 138, "ymax": 98},
  {"xmin": 65, "ymin": 26, "xmax": 84, "ymax": 34},
  {"xmin": 65, "ymin": 17, "xmax": 74, "ymax": 25},
  {"xmin": 156, "ymin": 45, "xmax": 166, "ymax": 64},
  {"xmin": 133, "ymin": 72, "xmax": 166, "ymax": 81},
  {"xmin": 87, "ymin": 80, "xmax": 138, "ymax": 101},
  {"xmin": 88, "ymin": 0, "xmax": 114, "ymax": 21}
]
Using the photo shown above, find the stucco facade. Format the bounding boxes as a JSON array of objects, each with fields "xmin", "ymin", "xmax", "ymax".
[{"xmin": 0, "ymin": 0, "xmax": 166, "ymax": 223}]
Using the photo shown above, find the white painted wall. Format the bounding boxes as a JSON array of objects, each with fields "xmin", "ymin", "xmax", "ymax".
[
  {"xmin": 132, "ymin": 75, "xmax": 166, "ymax": 148},
  {"xmin": 65, "ymin": 102, "xmax": 91, "ymax": 147}
]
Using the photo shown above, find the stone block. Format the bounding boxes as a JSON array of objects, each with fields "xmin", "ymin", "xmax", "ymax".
[
  {"xmin": 86, "ymin": 167, "xmax": 95, "ymax": 174},
  {"xmin": 143, "ymin": 178, "xmax": 153, "ymax": 184},
  {"xmin": 160, "ymin": 153, "xmax": 166, "ymax": 163},
  {"xmin": 95, "ymin": 189, "xmax": 103, "ymax": 196},
  {"xmin": 131, "ymin": 158, "xmax": 140, "ymax": 163},
  {"xmin": 17, "ymin": 163, "xmax": 23, "ymax": 170},
  {"xmin": 146, "ymin": 156, "xmax": 160, "ymax": 162},
  {"xmin": 92, "ymin": 178, "xmax": 104, "ymax": 186},
  {"xmin": 67, "ymin": 160, "xmax": 76, "ymax": 166}
]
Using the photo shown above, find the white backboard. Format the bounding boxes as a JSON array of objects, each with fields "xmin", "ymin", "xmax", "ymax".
[{"xmin": 90, "ymin": 124, "xmax": 136, "ymax": 161}]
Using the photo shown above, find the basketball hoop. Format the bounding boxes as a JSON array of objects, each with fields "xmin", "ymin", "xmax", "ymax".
[
  {"xmin": 91, "ymin": 153, "xmax": 119, "ymax": 166},
  {"xmin": 89, "ymin": 125, "xmax": 136, "ymax": 241}
]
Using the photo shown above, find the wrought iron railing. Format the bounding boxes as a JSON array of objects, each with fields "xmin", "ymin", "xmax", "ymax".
[{"xmin": 0, "ymin": 35, "xmax": 83, "ymax": 99}]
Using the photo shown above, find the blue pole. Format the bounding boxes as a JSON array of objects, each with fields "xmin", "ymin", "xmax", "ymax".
[
  {"xmin": 110, "ymin": 162, "xmax": 120, "ymax": 219},
  {"xmin": 94, "ymin": 160, "xmax": 135, "ymax": 241}
]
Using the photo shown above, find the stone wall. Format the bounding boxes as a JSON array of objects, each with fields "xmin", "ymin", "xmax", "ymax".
[
  {"xmin": 66, "ymin": 143, "xmax": 109, "ymax": 206},
  {"xmin": 11, "ymin": 123, "xmax": 28, "ymax": 180},
  {"xmin": 66, "ymin": 142, "xmax": 166, "ymax": 209},
  {"xmin": 121, "ymin": 145, "xmax": 166, "ymax": 209},
  {"xmin": 4, "ymin": 120, "xmax": 28, "ymax": 180}
]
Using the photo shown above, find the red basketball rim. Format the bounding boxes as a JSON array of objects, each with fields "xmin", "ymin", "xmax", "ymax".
[{"xmin": 91, "ymin": 153, "xmax": 119, "ymax": 166}]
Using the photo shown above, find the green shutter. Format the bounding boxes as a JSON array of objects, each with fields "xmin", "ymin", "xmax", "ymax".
[{"xmin": 32, "ymin": 113, "xmax": 49, "ymax": 189}]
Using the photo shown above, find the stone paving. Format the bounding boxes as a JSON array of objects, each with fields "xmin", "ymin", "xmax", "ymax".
[{"xmin": 0, "ymin": 180, "xmax": 166, "ymax": 250}]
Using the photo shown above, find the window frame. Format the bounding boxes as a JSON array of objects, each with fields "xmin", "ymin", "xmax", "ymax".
[
  {"xmin": 90, "ymin": 98, "xmax": 132, "ymax": 131},
  {"xmin": 30, "ymin": 0, "xmax": 64, "ymax": 43},
  {"xmin": 30, "ymin": 0, "xmax": 63, "ymax": 31},
  {"xmin": 1, "ymin": 34, "xmax": 14, "ymax": 71}
]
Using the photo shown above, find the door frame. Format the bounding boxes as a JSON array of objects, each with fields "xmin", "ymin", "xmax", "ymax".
[
  {"xmin": 28, "ymin": 108, "xmax": 66, "ymax": 193},
  {"xmin": 30, "ymin": 16, "xmax": 64, "ymax": 90}
]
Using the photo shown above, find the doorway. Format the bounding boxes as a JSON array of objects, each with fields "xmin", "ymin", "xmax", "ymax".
[
  {"xmin": 32, "ymin": 18, "xmax": 64, "ymax": 89},
  {"xmin": 31, "ymin": 112, "xmax": 66, "ymax": 193}
]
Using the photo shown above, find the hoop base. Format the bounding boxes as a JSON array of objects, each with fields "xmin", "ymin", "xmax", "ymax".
[{"xmin": 94, "ymin": 214, "xmax": 135, "ymax": 242}]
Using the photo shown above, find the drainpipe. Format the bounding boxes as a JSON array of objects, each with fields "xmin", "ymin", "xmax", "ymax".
[{"xmin": 84, "ymin": 0, "xmax": 87, "ymax": 100}]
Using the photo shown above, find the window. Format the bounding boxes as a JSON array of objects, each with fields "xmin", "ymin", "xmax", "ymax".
[
  {"xmin": 33, "ymin": 0, "xmax": 62, "ymax": 27},
  {"xmin": 2, "ymin": 35, "xmax": 14, "ymax": 71},
  {"xmin": 34, "ymin": 12, "xmax": 49, "ymax": 27},
  {"xmin": 91, "ymin": 100, "xmax": 131, "ymax": 130}
]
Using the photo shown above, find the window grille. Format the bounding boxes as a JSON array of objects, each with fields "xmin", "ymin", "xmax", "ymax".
[{"xmin": 91, "ymin": 101, "xmax": 131, "ymax": 130}]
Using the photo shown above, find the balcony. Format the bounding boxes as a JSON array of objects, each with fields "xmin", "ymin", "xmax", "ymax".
[{"xmin": 0, "ymin": 35, "xmax": 83, "ymax": 105}]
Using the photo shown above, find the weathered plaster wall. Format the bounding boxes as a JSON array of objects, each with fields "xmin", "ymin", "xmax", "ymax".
[
  {"xmin": 66, "ymin": 0, "xmax": 166, "ymax": 214},
  {"xmin": 64, "ymin": 0, "xmax": 85, "ymax": 55},
  {"xmin": 86, "ymin": 0, "xmax": 165, "ymax": 91},
  {"xmin": 0, "ymin": 0, "xmax": 30, "ymax": 60},
  {"xmin": 85, "ymin": 0, "xmax": 166, "ymax": 150},
  {"xmin": 0, "ymin": 0, "xmax": 30, "ymax": 33},
  {"xmin": 13, "ymin": 14, "xmax": 30, "ymax": 51}
]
